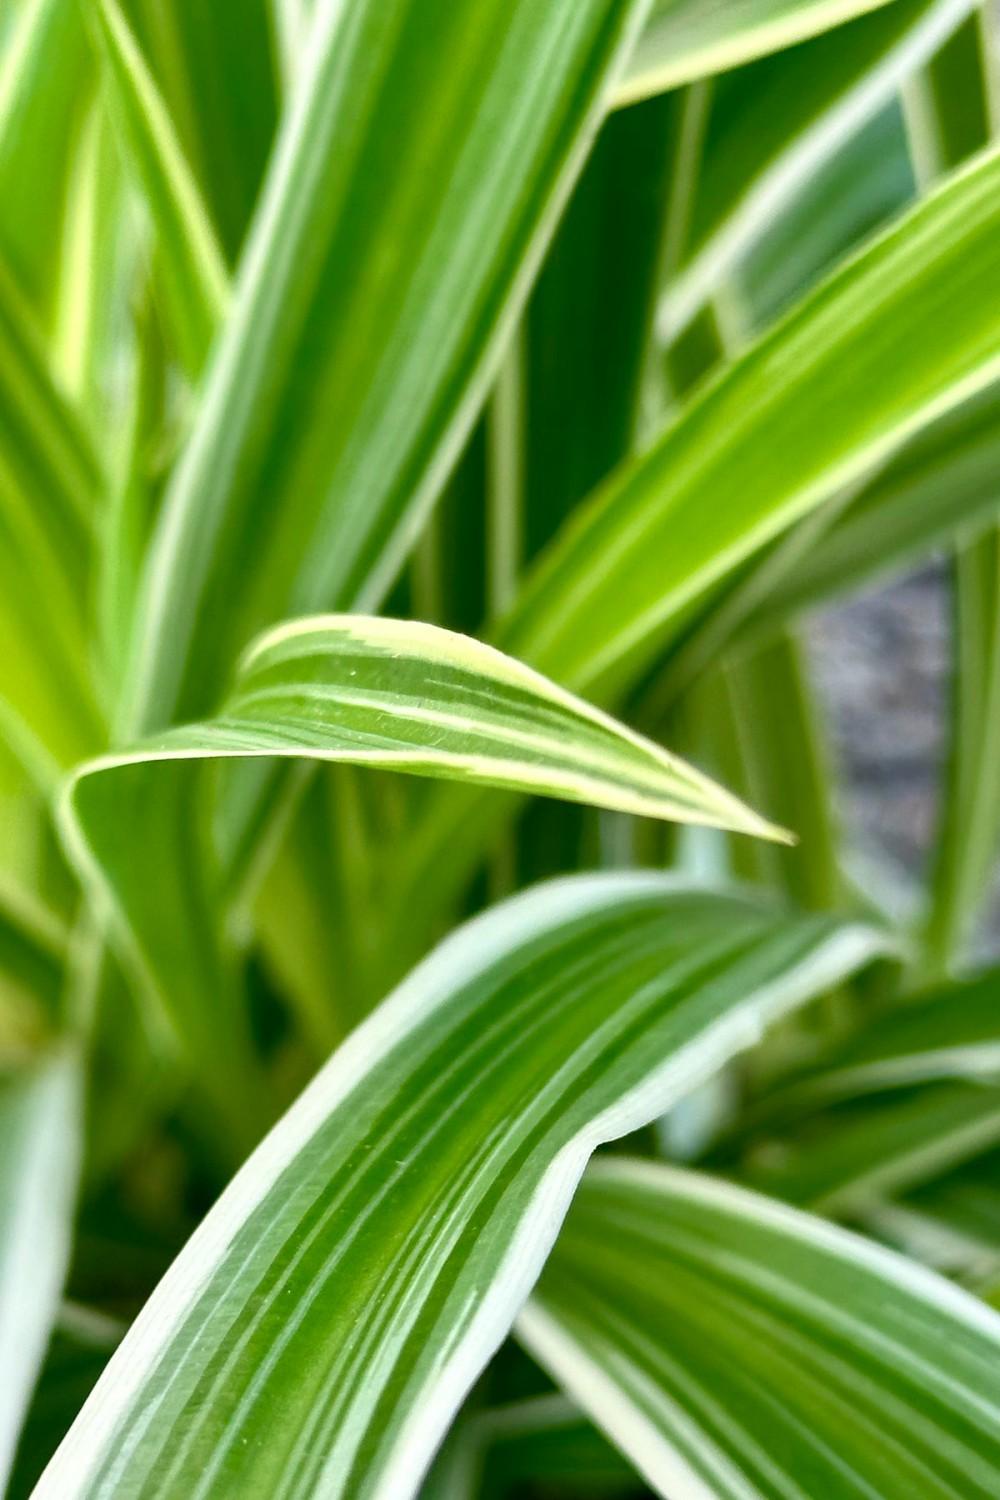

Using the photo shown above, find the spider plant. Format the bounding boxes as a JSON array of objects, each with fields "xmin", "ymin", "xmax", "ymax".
[{"xmin": 2, "ymin": 0, "xmax": 1000, "ymax": 1496}]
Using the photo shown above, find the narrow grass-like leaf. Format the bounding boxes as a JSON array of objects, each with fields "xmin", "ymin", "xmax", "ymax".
[
  {"xmin": 656, "ymin": 0, "xmax": 957, "ymax": 333},
  {"xmin": 617, "ymin": 0, "xmax": 900, "ymax": 103},
  {"xmin": 36, "ymin": 875, "xmax": 883, "ymax": 1499},
  {"xmin": 121, "ymin": 0, "xmax": 652, "ymax": 733},
  {"xmin": 500, "ymin": 143, "xmax": 1000, "ymax": 700},
  {"xmin": 522, "ymin": 1158, "xmax": 1000, "ymax": 1499},
  {"xmin": 88, "ymin": 0, "xmax": 229, "ymax": 378},
  {"xmin": 0, "ymin": 0, "xmax": 92, "ymax": 316},
  {"xmin": 0, "ymin": 256, "xmax": 103, "ymax": 773},
  {"xmin": 745, "ymin": 383, "xmax": 1000, "ymax": 629},
  {"xmin": 0, "ymin": 1053, "xmax": 80, "ymax": 1489},
  {"xmin": 121, "ymin": 0, "xmax": 278, "ymax": 261},
  {"xmin": 741, "ymin": 1082, "xmax": 1000, "ymax": 1210},
  {"xmin": 0, "ymin": 882, "xmax": 66, "ymax": 1062}
]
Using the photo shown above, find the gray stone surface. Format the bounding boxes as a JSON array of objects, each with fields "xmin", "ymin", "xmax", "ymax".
[{"xmin": 807, "ymin": 562, "xmax": 1000, "ymax": 955}]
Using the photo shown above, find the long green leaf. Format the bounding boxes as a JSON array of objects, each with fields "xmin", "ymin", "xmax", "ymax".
[
  {"xmin": 121, "ymin": 0, "xmax": 278, "ymax": 261},
  {"xmin": 500, "ymin": 142, "xmax": 1000, "ymax": 700},
  {"xmin": 617, "ymin": 0, "xmax": 901, "ymax": 103},
  {"xmin": 0, "ymin": 882, "xmax": 66, "ymax": 1064},
  {"xmin": 88, "ymin": 0, "xmax": 228, "ymax": 378},
  {"xmin": 910, "ymin": 8, "xmax": 1000, "ymax": 974},
  {"xmin": 35, "ymin": 875, "xmax": 883, "ymax": 1499},
  {"xmin": 120, "ymin": 0, "xmax": 651, "ymax": 733},
  {"xmin": 0, "ymin": 256, "xmax": 103, "ymax": 774},
  {"xmin": 743, "ymin": 382, "xmax": 1000, "ymax": 630},
  {"xmin": 0, "ymin": 0, "xmax": 93, "ymax": 318},
  {"xmin": 656, "ymin": 0, "xmax": 957, "ymax": 333},
  {"xmin": 0, "ymin": 1053, "xmax": 80, "ymax": 1489},
  {"xmin": 522, "ymin": 1157, "xmax": 1000, "ymax": 1499},
  {"xmin": 396, "ymin": 141, "xmax": 1000, "ymax": 934},
  {"xmin": 741, "ymin": 1082, "xmax": 1000, "ymax": 1210}
]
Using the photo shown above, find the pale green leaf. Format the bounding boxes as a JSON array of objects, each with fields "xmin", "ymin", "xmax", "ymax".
[
  {"xmin": 0, "ymin": 1053, "xmax": 80, "ymax": 1488},
  {"xmin": 522, "ymin": 1157, "xmax": 1000, "ymax": 1499},
  {"xmin": 88, "ymin": 0, "xmax": 229, "ymax": 378},
  {"xmin": 0, "ymin": 255, "xmax": 104, "ymax": 774},
  {"xmin": 617, "ymin": 0, "xmax": 902, "ymax": 103},
  {"xmin": 35, "ymin": 875, "xmax": 883, "ymax": 1499}
]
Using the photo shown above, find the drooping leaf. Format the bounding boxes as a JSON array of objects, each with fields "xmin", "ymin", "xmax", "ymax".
[
  {"xmin": 0, "ymin": 1053, "xmax": 81, "ymax": 1489},
  {"xmin": 61, "ymin": 615, "xmax": 780, "ymax": 1136},
  {"xmin": 35, "ymin": 875, "xmax": 883, "ymax": 1499},
  {"xmin": 522, "ymin": 1157, "xmax": 1000, "ymax": 1499}
]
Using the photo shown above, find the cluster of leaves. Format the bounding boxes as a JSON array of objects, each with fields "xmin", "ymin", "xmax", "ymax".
[{"xmin": 2, "ymin": 0, "xmax": 1000, "ymax": 1495}]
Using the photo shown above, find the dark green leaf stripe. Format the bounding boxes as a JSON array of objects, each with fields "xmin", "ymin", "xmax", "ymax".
[
  {"xmin": 121, "ymin": 0, "xmax": 651, "ymax": 732},
  {"xmin": 523, "ymin": 1158, "xmax": 1000, "ymax": 1499},
  {"xmin": 36, "ymin": 876, "xmax": 883, "ymax": 1499}
]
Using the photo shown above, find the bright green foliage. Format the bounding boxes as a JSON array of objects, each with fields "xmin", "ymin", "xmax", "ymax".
[{"xmin": 3, "ymin": 0, "xmax": 1000, "ymax": 1497}]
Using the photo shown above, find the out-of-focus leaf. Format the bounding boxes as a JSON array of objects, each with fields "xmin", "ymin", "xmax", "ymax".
[
  {"xmin": 744, "ymin": 382, "xmax": 1000, "ymax": 630},
  {"xmin": 0, "ymin": 1054, "xmax": 81, "ymax": 1489},
  {"xmin": 0, "ymin": 257, "xmax": 104, "ymax": 775},
  {"xmin": 89, "ymin": 0, "xmax": 229, "ymax": 378},
  {"xmin": 657, "ymin": 0, "xmax": 959, "ymax": 334},
  {"xmin": 870, "ymin": 1147, "xmax": 1000, "ymax": 1283},
  {"xmin": 0, "ymin": 0, "xmax": 93, "ymax": 318},
  {"xmin": 907, "ymin": 10, "xmax": 1000, "ymax": 975},
  {"xmin": 522, "ymin": 1158, "xmax": 1000, "ymax": 1499},
  {"xmin": 617, "ymin": 0, "xmax": 902, "ymax": 104},
  {"xmin": 501, "ymin": 144, "xmax": 1000, "ymax": 701},
  {"xmin": 120, "ymin": 0, "xmax": 651, "ymax": 734},
  {"xmin": 36, "ymin": 875, "xmax": 883, "ymax": 1499},
  {"xmin": 741, "ymin": 1082, "xmax": 1000, "ymax": 1210},
  {"xmin": 0, "ymin": 883, "xmax": 66, "ymax": 1063},
  {"xmin": 122, "ymin": 0, "xmax": 278, "ymax": 260}
]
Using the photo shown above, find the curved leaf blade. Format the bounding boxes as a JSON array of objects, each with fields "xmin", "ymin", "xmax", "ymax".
[
  {"xmin": 522, "ymin": 1157, "xmax": 1000, "ymax": 1499},
  {"xmin": 110, "ymin": 615, "xmax": 782, "ymax": 836},
  {"xmin": 35, "ymin": 875, "xmax": 883, "ymax": 1499}
]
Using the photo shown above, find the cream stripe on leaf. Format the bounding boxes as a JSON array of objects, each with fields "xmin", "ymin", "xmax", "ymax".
[
  {"xmin": 522, "ymin": 1158, "xmax": 1000, "ymax": 1500},
  {"xmin": 35, "ymin": 875, "xmax": 885, "ymax": 1500}
]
